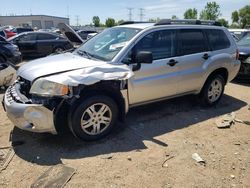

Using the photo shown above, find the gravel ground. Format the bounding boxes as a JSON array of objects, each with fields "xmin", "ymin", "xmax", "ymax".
[{"xmin": 0, "ymin": 81, "xmax": 249, "ymax": 188}]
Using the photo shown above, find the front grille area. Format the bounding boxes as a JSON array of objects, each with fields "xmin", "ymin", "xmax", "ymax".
[
  {"xmin": 18, "ymin": 77, "xmax": 31, "ymax": 97},
  {"xmin": 5, "ymin": 85, "xmax": 23, "ymax": 104},
  {"xmin": 5, "ymin": 77, "xmax": 32, "ymax": 104}
]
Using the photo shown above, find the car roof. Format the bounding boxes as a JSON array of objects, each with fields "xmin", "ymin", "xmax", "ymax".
[
  {"xmin": 117, "ymin": 23, "xmax": 155, "ymax": 29},
  {"xmin": 116, "ymin": 23, "xmax": 224, "ymax": 30}
]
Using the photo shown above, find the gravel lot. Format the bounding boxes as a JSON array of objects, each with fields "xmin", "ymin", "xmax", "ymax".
[{"xmin": 0, "ymin": 81, "xmax": 249, "ymax": 188}]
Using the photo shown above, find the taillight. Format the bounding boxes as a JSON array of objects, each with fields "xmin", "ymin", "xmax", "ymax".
[{"xmin": 236, "ymin": 49, "xmax": 239, "ymax": 60}]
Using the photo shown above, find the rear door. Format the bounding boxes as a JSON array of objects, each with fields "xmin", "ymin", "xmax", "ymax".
[
  {"xmin": 36, "ymin": 33, "xmax": 57, "ymax": 56},
  {"xmin": 124, "ymin": 29, "xmax": 182, "ymax": 105},
  {"xmin": 16, "ymin": 33, "xmax": 37, "ymax": 56},
  {"xmin": 173, "ymin": 29, "xmax": 210, "ymax": 94}
]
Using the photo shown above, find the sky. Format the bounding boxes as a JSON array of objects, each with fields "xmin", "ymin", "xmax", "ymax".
[{"xmin": 0, "ymin": 0, "xmax": 249, "ymax": 25}]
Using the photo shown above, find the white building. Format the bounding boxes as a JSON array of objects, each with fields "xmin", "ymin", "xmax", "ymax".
[{"xmin": 0, "ymin": 15, "xmax": 69, "ymax": 29}]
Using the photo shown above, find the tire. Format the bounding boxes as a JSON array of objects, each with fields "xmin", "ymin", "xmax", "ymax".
[
  {"xmin": 200, "ymin": 74, "xmax": 225, "ymax": 106},
  {"xmin": 53, "ymin": 47, "xmax": 64, "ymax": 53},
  {"xmin": 0, "ymin": 56, "xmax": 5, "ymax": 63},
  {"xmin": 69, "ymin": 95, "xmax": 118, "ymax": 141}
]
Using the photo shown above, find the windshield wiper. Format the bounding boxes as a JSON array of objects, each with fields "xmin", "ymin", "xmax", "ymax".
[{"xmin": 77, "ymin": 50, "xmax": 92, "ymax": 59}]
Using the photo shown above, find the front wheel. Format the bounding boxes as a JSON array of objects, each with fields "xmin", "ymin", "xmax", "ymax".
[
  {"xmin": 69, "ymin": 95, "xmax": 118, "ymax": 141},
  {"xmin": 200, "ymin": 75, "xmax": 225, "ymax": 106}
]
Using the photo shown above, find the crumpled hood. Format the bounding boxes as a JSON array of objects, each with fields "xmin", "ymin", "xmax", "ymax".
[{"xmin": 18, "ymin": 52, "xmax": 106, "ymax": 81}]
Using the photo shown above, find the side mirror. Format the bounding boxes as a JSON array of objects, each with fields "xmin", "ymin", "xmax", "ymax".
[
  {"xmin": 132, "ymin": 51, "xmax": 153, "ymax": 71},
  {"xmin": 136, "ymin": 51, "xmax": 153, "ymax": 64}
]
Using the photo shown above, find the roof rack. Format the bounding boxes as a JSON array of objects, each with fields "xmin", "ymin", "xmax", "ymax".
[
  {"xmin": 154, "ymin": 19, "xmax": 222, "ymax": 26},
  {"xmin": 119, "ymin": 21, "xmax": 154, "ymax": 25}
]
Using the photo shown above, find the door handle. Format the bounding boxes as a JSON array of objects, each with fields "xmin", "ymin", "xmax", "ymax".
[
  {"xmin": 202, "ymin": 53, "xmax": 210, "ymax": 60},
  {"xmin": 167, "ymin": 59, "xmax": 178, "ymax": 66}
]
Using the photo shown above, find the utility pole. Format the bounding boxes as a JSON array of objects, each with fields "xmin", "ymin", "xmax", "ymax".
[
  {"xmin": 66, "ymin": 5, "xmax": 69, "ymax": 19},
  {"xmin": 127, "ymin": 8, "xmax": 133, "ymax": 21},
  {"xmin": 75, "ymin": 15, "xmax": 80, "ymax": 27},
  {"xmin": 139, "ymin": 8, "xmax": 145, "ymax": 21}
]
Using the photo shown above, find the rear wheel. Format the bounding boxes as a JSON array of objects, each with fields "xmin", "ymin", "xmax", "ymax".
[
  {"xmin": 200, "ymin": 75, "xmax": 225, "ymax": 106},
  {"xmin": 69, "ymin": 95, "xmax": 118, "ymax": 141},
  {"xmin": 0, "ymin": 56, "xmax": 5, "ymax": 63},
  {"xmin": 53, "ymin": 47, "xmax": 64, "ymax": 53}
]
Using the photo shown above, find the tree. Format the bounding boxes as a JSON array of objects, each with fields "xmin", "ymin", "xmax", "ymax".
[
  {"xmin": 239, "ymin": 5, "xmax": 250, "ymax": 28},
  {"xmin": 231, "ymin": 11, "xmax": 239, "ymax": 23},
  {"xmin": 105, "ymin": 18, "xmax": 116, "ymax": 27},
  {"xmin": 92, "ymin": 16, "xmax": 100, "ymax": 27},
  {"xmin": 171, "ymin": 15, "xmax": 178, "ymax": 19},
  {"xmin": 117, "ymin": 19, "xmax": 125, "ymax": 25},
  {"xmin": 184, "ymin": 8, "xmax": 198, "ymax": 19},
  {"xmin": 199, "ymin": 2, "xmax": 221, "ymax": 20},
  {"xmin": 217, "ymin": 18, "xmax": 229, "ymax": 27},
  {"xmin": 148, "ymin": 17, "xmax": 161, "ymax": 22}
]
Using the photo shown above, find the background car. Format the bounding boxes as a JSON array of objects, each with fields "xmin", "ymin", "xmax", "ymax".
[
  {"xmin": 237, "ymin": 33, "xmax": 250, "ymax": 79},
  {"xmin": 11, "ymin": 27, "xmax": 33, "ymax": 34},
  {"xmin": 0, "ymin": 29, "xmax": 7, "ymax": 38},
  {"xmin": 0, "ymin": 35, "xmax": 19, "ymax": 86},
  {"xmin": 8, "ymin": 32, "xmax": 73, "ymax": 58},
  {"xmin": 0, "ymin": 35, "xmax": 21, "ymax": 65},
  {"xmin": 77, "ymin": 30, "xmax": 98, "ymax": 40},
  {"xmin": 4, "ymin": 29, "xmax": 16, "ymax": 38}
]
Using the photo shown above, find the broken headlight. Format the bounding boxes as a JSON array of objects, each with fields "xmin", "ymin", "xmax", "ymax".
[{"xmin": 30, "ymin": 78, "xmax": 69, "ymax": 97}]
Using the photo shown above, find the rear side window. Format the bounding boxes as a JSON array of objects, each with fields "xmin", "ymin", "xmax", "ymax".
[
  {"xmin": 178, "ymin": 29, "xmax": 208, "ymax": 55},
  {"xmin": 37, "ymin": 33, "xmax": 57, "ymax": 40},
  {"xmin": 205, "ymin": 29, "xmax": 230, "ymax": 51},
  {"xmin": 19, "ymin": 33, "xmax": 36, "ymax": 41}
]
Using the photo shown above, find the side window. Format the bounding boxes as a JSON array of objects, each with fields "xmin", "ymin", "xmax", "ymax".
[
  {"xmin": 136, "ymin": 30, "xmax": 175, "ymax": 60},
  {"xmin": 37, "ymin": 33, "xmax": 56, "ymax": 40},
  {"xmin": 19, "ymin": 33, "xmax": 36, "ymax": 41},
  {"xmin": 122, "ymin": 30, "xmax": 176, "ymax": 64},
  {"xmin": 205, "ymin": 29, "xmax": 230, "ymax": 51},
  {"xmin": 178, "ymin": 29, "xmax": 208, "ymax": 55}
]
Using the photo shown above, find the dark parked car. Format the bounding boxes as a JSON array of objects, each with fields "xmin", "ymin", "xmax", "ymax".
[
  {"xmin": 0, "ymin": 29, "xmax": 6, "ymax": 38},
  {"xmin": 11, "ymin": 27, "xmax": 33, "ymax": 34},
  {"xmin": 0, "ymin": 35, "xmax": 21, "ymax": 64},
  {"xmin": 77, "ymin": 30, "xmax": 98, "ymax": 40},
  {"xmin": 237, "ymin": 33, "xmax": 250, "ymax": 79},
  {"xmin": 8, "ymin": 32, "xmax": 73, "ymax": 58}
]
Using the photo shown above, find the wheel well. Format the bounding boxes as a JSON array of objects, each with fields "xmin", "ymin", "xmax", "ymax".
[
  {"xmin": 207, "ymin": 68, "xmax": 228, "ymax": 83},
  {"xmin": 54, "ymin": 81, "xmax": 126, "ymax": 134},
  {"xmin": 78, "ymin": 81, "xmax": 126, "ymax": 121},
  {"xmin": 53, "ymin": 46, "xmax": 64, "ymax": 51}
]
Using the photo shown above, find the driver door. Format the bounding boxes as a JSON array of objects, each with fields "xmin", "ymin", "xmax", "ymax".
[{"xmin": 124, "ymin": 29, "xmax": 181, "ymax": 105}]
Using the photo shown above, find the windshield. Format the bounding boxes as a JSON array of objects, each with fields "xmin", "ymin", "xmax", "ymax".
[
  {"xmin": 75, "ymin": 27, "xmax": 141, "ymax": 61},
  {"xmin": 237, "ymin": 33, "xmax": 250, "ymax": 47}
]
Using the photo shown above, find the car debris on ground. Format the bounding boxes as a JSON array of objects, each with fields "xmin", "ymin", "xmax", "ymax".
[
  {"xmin": 0, "ymin": 148, "xmax": 15, "ymax": 172},
  {"xmin": 215, "ymin": 112, "xmax": 250, "ymax": 128},
  {"xmin": 30, "ymin": 164, "xmax": 76, "ymax": 188}
]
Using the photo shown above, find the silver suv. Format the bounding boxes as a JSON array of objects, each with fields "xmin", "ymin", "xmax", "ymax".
[{"xmin": 3, "ymin": 20, "xmax": 240, "ymax": 140}]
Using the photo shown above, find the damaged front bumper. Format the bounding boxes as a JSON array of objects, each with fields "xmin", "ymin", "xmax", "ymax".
[{"xmin": 3, "ymin": 84, "xmax": 57, "ymax": 134}]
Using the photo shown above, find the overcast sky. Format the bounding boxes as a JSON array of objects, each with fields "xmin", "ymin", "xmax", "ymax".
[{"xmin": 0, "ymin": 0, "xmax": 249, "ymax": 25}]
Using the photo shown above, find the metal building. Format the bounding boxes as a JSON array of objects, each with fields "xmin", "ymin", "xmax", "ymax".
[{"xmin": 0, "ymin": 15, "xmax": 69, "ymax": 29}]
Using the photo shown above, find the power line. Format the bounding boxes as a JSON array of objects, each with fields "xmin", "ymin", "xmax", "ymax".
[{"xmin": 127, "ymin": 8, "xmax": 133, "ymax": 21}]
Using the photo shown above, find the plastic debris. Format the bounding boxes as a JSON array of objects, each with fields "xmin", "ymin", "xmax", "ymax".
[
  {"xmin": 192, "ymin": 153, "xmax": 206, "ymax": 165},
  {"xmin": 100, "ymin": 154, "xmax": 113, "ymax": 159}
]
